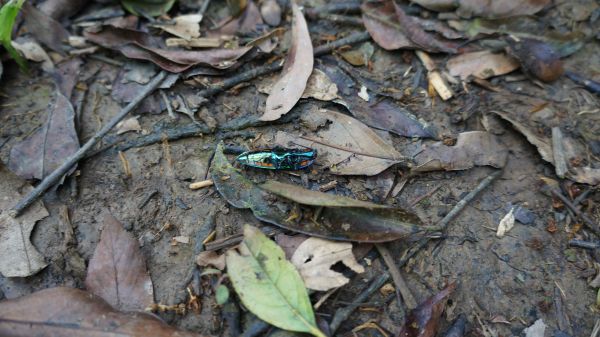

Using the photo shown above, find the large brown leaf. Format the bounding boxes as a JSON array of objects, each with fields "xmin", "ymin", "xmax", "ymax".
[
  {"xmin": 211, "ymin": 142, "xmax": 428, "ymax": 242},
  {"xmin": 0, "ymin": 287, "xmax": 203, "ymax": 337},
  {"xmin": 398, "ymin": 282, "xmax": 457, "ymax": 337},
  {"xmin": 0, "ymin": 164, "xmax": 48, "ymax": 277},
  {"xmin": 260, "ymin": 2, "xmax": 313, "ymax": 121},
  {"xmin": 410, "ymin": 0, "xmax": 550, "ymax": 18},
  {"xmin": 8, "ymin": 74, "xmax": 80, "ymax": 181},
  {"xmin": 413, "ymin": 131, "xmax": 508, "ymax": 172},
  {"xmin": 274, "ymin": 108, "xmax": 406, "ymax": 176},
  {"xmin": 85, "ymin": 214, "xmax": 154, "ymax": 312},
  {"xmin": 22, "ymin": 2, "xmax": 69, "ymax": 54},
  {"xmin": 84, "ymin": 26, "xmax": 252, "ymax": 73},
  {"xmin": 361, "ymin": 0, "xmax": 459, "ymax": 53}
]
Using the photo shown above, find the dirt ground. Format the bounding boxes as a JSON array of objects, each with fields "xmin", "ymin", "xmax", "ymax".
[{"xmin": 1, "ymin": 0, "xmax": 600, "ymax": 336}]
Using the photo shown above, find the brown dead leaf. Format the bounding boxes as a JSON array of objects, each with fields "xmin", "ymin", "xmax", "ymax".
[
  {"xmin": 208, "ymin": 1, "xmax": 263, "ymax": 37},
  {"xmin": 291, "ymin": 237, "xmax": 364, "ymax": 291},
  {"xmin": 0, "ymin": 164, "xmax": 48, "ymax": 277},
  {"xmin": 9, "ymin": 79, "xmax": 80, "ymax": 181},
  {"xmin": 85, "ymin": 214, "xmax": 154, "ymax": 312},
  {"xmin": 410, "ymin": 0, "xmax": 550, "ymax": 18},
  {"xmin": 151, "ymin": 14, "xmax": 202, "ymax": 40},
  {"xmin": 275, "ymin": 108, "xmax": 406, "ymax": 176},
  {"xmin": 361, "ymin": 0, "xmax": 459, "ymax": 53},
  {"xmin": 0, "ymin": 287, "xmax": 204, "ymax": 337},
  {"xmin": 447, "ymin": 50, "xmax": 519, "ymax": 80},
  {"xmin": 398, "ymin": 282, "xmax": 457, "ymax": 337},
  {"xmin": 196, "ymin": 251, "xmax": 226, "ymax": 270},
  {"xmin": 257, "ymin": 68, "xmax": 338, "ymax": 101},
  {"xmin": 413, "ymin": 131, "xmax": 508, "ymax": 172},
  {"xmin": 506, "ymin": 37, "xmax": 564, "ymax": 82},
  {"xmin": 275, "ymin": 233, "xmax": 309, "ymax": 259},
  {"xmin": 84, "ymin": 26, "xmax": 252, "ymax": 73},
  {"xmin": 261, "ymin": 0, "xmax": 282, "ymax": 26},
  {"xmin": 11, "ymin": 38, "xmax": 54, "ymax": 72},
  {"xmin": 116, "ymin": 117, "xmax": 142, "ymax": 135},
  {"xmin": 260, "ymin": 2, "xmax": 313, "ymax": 121},
  {"xmin": 22, "ymin": 1, "xmax": 69, "ymax": 54}
]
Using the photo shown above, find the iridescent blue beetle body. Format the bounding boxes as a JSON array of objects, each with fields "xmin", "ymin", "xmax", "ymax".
[{"xmin": 235, "ymin": 147, "xmax": 317, "ymax": 170}]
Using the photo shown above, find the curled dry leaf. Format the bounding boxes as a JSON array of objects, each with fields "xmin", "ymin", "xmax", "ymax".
[
  {"xmin": 447, "ymin": 50, "xmax": 519, "ymax": 80},
  {"xmin": 413, "ymin": 131, "xmax": 508, "ymax": 172},
  {"xmin": 496, "ymin": 207, "xmax": 515, "ymax": 237},
  {"xmin": 275, "ymin": 108, "xmax": 406, "ymax": 176},
  {"xmin": 261, "ymin": 0, "xmax": 282, "ymax": 26},
  {"xmin": 0, "ymin": 287, "xmax": 203, "ymax": 337},
  {"xmin": 150, "ymin": 14, "xmax": 202, "ymax": 40},
  {"xmin": 260, "ymin": 2, "xmax": 313, "ymax": 121},
  {"xmin": 318, "ymin": 60, "xmax": 437, "ymax": 139},
  {"xmin": 291, "ymin": 237, "xmax": 364, "ymax": 291},
  {"xmin": 85, "ymin": 214, "xmax": 154, "ymax": 312},
  {"xmin": 0, "ymin": 164, "xmax": 48, "ymax": 277},
  {"xmin": 226, "ymin": 225, "xmax": 326, "ymax": 337},
  {"xmin": 211, "ymin": 142, "xmax": 428, "ymax": 242},
  {"xmin": 398, "ymin": 282, "xmax": 457, "ymax": 337},
  {"xmin": 257, "ymin": 68, "xmax": 338, "ymax": 101},
  {"xmin": 361, "ymin": 0, "xmax": 459, "ymax": 53},
  {"xmin": 196, "ymin": 250, "xmax": 226, "ymax": 270},
  {"xmin": 410, "ymin": 0, "xmax": 550, "ymax": 19},
  {"xmin": 84, "ymin": 26, "xmax": 252, "ymax": 73},
  {"xmin": 116, "ymin": 117, "xmax": 142, "ymax": 134}
]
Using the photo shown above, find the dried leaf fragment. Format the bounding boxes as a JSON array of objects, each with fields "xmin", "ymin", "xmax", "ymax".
[
  {"xmin": 85, "ymin": 214, "xmax": 154, "ymax": 312},
  {"xmin": 291, "ymin": 237, "xmax": 364, "ymax": 291},
  {"xmin": 496, "ymin": 208, "xmax": 515, "ymax": 237},
  {"xmin": 151, "ymin": 14, "xmax": 201, "ymax": 40},
  {"xmin": 260, "ymin": 2, "xmax": 313, "ymax": 121},
  {"xmin": 447, "ymin": 50, "xmax": 519, "ymax": 80},
  {"xmin": 398, "ymin": 282, "xmax": 457, "ymax": 337}
]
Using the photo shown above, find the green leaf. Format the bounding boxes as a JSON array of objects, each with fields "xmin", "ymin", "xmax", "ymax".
[
  {"xmin": 0, "ymin": 0, "xmax": 27, "ymax": 71},
  {"xmin": 215, "ymin": 285, "xmax": 229, "ymax": 305},
  {"xmin": 121, "ymin": 0, "xmax": 176, "ymax": 17},
  {"xmin": 226, "ymin": 225, "xmax": 326, "ymax": 337}
]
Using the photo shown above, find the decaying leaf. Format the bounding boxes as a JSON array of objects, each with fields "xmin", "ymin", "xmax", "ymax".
[
  {"xmin": 211, "ymin": 142, "xmax": 428, "ymax": 242},
  {"xmin": 150, "ymin": 14, "xmax": 201, "ymax": 40},
  {"xmin": 84, "ymin": 26, "xmax": 252, "ymax": 73},
  {"xmin": 9, "ymin": 83, "xmax": 80, "ymax": 181},
  {"xmin": 0, "ymin": 287, "xmax": 202, "ymax": 337},
  {"xmin": 121, "ymin": 0, "xmax": 175, "ymax": 17},
  {"xmin": 361, "ymin": 0, "xmax": 459, "ymax": 53},
  {"xmin": 260, "ymin": 2, "xmax": 313, "ymax": 121},
  {"xmin": 196, "ymin": 250, "xmax": 226, "ymax": 270},
  {"xmin": 275, "ymin": 108, "xmax": 406, "ymax": 176},
  {"xmin": 398, "ymin": 282, "xmax": 457, "ymax": 337},
  {"xmin": 209, "ymin": 1, "xmax": 263, "ymax": 37},
  {"xmin": 85, "ymin": 214, "xmax": 154, "ymax": 312},
  {"xmin": 258, "ymin": 68, "xmax": 338, "ymax": 101},
  {"xmin": 318, "ymin": 60, "xmax": 437, "ymax": 139},
  {"xmin": 413, "ymin": 131, "xmax": 508, "ymax": 172},
  {"xmin": 496, "ymin": 207, "xmax": 515, "ymax": 237},
  {"xmin": 0, "ymin": 164, "xmax": 48, "ymax": 277},
  {"xmin": 447, "ymin": 50, "xmax": 519, "ymax": 80},
  {"xmin": 410, "ymin": 0, "xmax": 550, "ymax": 19},
  {"xmin": 116, "ymin": 117, "xmax": 142, "ymax": 135},
  {"xmin": 11, "ymin": 38, "xmax": 54, "ymax": 72},
  {"xmin": 226, "ymin": 225, "xmax": 326, "ymax": 337},
  {"xmin": 22, "ymin": 1, "xmax": 69, "ymax": 54},
  {"xmin": 506, "ymin": 37, "xmax": 564, "ymax": 82},
  {"xmin": 291, "ymin": 237, "xmax": 364, "ymax": 291}
]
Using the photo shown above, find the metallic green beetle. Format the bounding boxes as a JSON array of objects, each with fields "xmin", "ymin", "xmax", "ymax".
[{"xmin": 235, "ymin": 147, "xmax": 317, "ymax": 170}]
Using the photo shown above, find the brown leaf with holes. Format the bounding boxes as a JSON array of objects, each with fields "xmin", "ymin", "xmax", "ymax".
[
  {"xmin": 260, "ymin": 2, "xmax": 313, "ymax": 121},
  {"xmin": 0, "ymin": 287, "xmax": 204, "ymax": 337},
  {"xmin": 361, "ymin": 0, "xmax": 459, "ymax": 53},
  {"xmin": 398, "ymin": 282, "xmax": 457, "ymax": 337},
  {"xmin": 85, "ymin": 214, "xmax": 154, "ymax": 312}
]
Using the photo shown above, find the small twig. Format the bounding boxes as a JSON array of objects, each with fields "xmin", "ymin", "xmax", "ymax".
[
  {"xmin": 551, "ymin": 188, "xmax": 600, "ymax": 237},
  {"xmin": 569, "ymin": 239, "xmax": 600, "ymax": 250},
  {"xmin": 410, "ymin": 185, "xmax": 441, "ymax": 207},
  {"xmin": 308, "ymin": 13, "xmax": 363, "ymax": 26},
  {"xmin": 204, "ymin": 226, "xmax": 283, "ymax": 251},
  {"xmin": 329, "ymin": 273, "xmax": 389, "ymax": 334},
  {"xmin": 10, "ymin": 71, "xmax": 168, "ymax": 217},
  {"xmin": 87, "ymin": 54, "xmax": 124, "ymax": 67},
  {"xmin": 554, "ymin": 285, "xmax": 573, "ymax": 335},
  {"xmin": 591, "ymin": 319, "xmax": 600, "ymax": 337},
  {"xmin": 189, "ymin": 179, "xmax": 214, "ymax": 190},
  {"xmin": 375, "ymin": 243, "xmax": 417, "ymax": 309}
]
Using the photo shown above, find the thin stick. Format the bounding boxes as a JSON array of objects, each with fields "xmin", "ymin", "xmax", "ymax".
[
  {"xmin": 375, "ymin": 243, "xmax": 417, "ymax": 309},
  {"xmin": 10, "ymin": 71, "xmax": 168, "ymax": 217},
  {"xmin": 551, "ymin": 189, "xmax": 600, "ymax": 236},
  {"xmin": 329, "ymin": 272, "xmax": 389, "ymax": 334}
]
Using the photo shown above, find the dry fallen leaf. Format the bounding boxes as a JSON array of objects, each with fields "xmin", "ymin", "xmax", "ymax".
[
  {"xmin": 11, "ymin": 37, "xmax": 54, "ymax": 72},
  {"xmin": 85, "ymin": 214, "xmax": 154, "ymax": 312},
  {"xmin": 0, "ymin": 164, "xmax": 48, "ymax": 277},
  {"xmin": 0, "ymin": 287, "xmax": 204, "ymax": 337},
  {"xmin": 21, "ymin": 1, "xmax": 69, "ymax": 53},
  {"xmin": 447, "ymin": 50, "xmax": 519, "ymax": 80},
  {"xmin": 496, "ymin": 208, "xmax": 515, "ymax": 237},
  {"xmin": 116, "ymin": 117, "xmax": 142, "ymax": 135},
  {"xmin": 196, "ymin": 250, "xmax": 226, "ymax": 270},
  {"xmin": 257, "ymin": 68, "xmax": 338, "ymax": 101},
  {"xmin": 398, "ymin": 282, "xmax": 457, "ymax": 337},
  {"xmin": 275, "ymin": 108, "xmax": 406, "ymax": 176},
  {"xmin": 413, "ymin": 131, "xmax": 508, "ymax": 172},
  {"xmin": 260, "ymin": 2, "xmax": 313, "ymax": 121},
  {"xmin": 151, "ymin": 14, "xmax": 201, "ymax": 40},
  {"xmin": 291, "ymin": 237, "xmax": 364, "ymax": 291},
  {"xmin": 410, "ymin": 0, "xmax": 550, "ymax": 18},
  {"xmin": 208, "ymin": 1, "xmax": 263, "ymax": 37}
]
